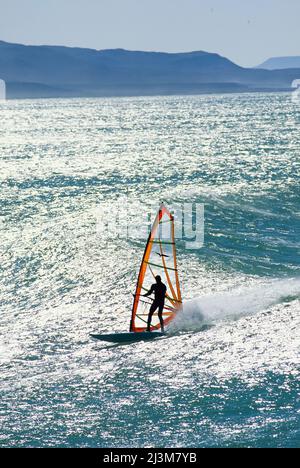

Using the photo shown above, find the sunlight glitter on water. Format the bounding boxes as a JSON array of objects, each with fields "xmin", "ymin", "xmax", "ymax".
[{"xmin": 0, "ymin": 93, "xmax": 299, "ymax": 447}]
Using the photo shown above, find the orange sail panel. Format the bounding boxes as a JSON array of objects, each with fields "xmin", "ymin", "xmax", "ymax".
[{"xmin": 130, "ymin": 204, "xmax": 182, "ymax": 332}]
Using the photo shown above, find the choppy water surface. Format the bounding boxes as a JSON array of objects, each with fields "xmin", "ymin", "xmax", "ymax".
[{"xmin": 0, "ymin": 93, "xmax": 299, "ymax": 447}]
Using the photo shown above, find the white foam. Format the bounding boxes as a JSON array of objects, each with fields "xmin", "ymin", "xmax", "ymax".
[{"xmin": 169, "ymin": 278, "xmax": 300, "ymax": 332}]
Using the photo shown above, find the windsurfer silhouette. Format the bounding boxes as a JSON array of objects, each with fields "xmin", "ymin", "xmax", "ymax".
[{"xmin": 144, "ymin": 275, "xmax": 167, "ymax": 332}]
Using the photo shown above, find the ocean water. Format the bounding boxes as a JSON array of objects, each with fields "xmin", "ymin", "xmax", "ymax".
[{"xmin": 0, "ymin": 93, "xmax": 299, "ymax": 448}]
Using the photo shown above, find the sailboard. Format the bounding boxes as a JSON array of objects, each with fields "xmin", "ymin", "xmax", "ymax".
[
  {"xmin": 91, "ymin": 203, "xmax": 182, "ymax": 343},
  {"xmin": 90, "ymin": 332, "xmax": 165, "ymax": 344}
]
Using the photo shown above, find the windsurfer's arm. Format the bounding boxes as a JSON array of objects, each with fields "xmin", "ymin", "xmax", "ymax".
[{"xmin": 144, "ymin": 285, "xmax": 154, "ymax": 297}]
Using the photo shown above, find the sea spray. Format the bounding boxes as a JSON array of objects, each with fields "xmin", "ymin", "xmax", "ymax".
[{"xmin": 169, "ymin": 278, "xmax": 300, "ymax": 332}]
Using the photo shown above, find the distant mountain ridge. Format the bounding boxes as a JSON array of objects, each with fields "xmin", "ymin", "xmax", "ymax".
[
  {"xmin": 0, "ymin": 40, "xmax": 299, "ymax": 98},
  {"xmin": 257, "ymin": 56, "xmax": 300, "ymax": 70}
]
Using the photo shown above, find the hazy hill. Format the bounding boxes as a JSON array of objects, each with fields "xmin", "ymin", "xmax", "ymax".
[
  {"xmin": 0, "ymin": 41, "xmax": 299, "ymax": 98},
  {"xmin": 257, "ymin": 56, "xmax": 300, "ymax": 70}
]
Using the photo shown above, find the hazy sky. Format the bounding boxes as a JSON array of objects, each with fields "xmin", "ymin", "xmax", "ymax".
[{"xmin": 0, "ymin": 0, "xmax": 299, "ymax": 67}]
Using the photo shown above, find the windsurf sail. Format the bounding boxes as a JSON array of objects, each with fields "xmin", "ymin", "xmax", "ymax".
[{"xmin": 130, "ymin": 204, "xmax": 182, "ymax": 332}]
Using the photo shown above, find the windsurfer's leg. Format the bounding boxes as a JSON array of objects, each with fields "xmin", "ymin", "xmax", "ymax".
[
  {"xmin": 147, "ymin": 303, "xmax": 157, "ymax": 332},
  {"xmin": 158, "ymin": 304, "xmax": 164, "ymax": 333}
]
